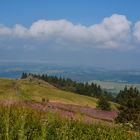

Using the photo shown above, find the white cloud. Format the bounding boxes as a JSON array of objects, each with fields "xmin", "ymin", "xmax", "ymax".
[
  {"xmin": 13, "ymin": 24, "xmax": 28, "ymax": 37},
  {"xmin": 0, "ymin": 25, "xmax": 11, "ymax": 35},
  {"xmin": 0, "ymin": 14, "xmax": 139, "ymax": 50},
  {"xmin": 133, "ymin": 21, "xmax": 140, "ymax": 43},
  {"xmin": 89, "ymin": 14, "xmax": 132, "ymax": 48}
]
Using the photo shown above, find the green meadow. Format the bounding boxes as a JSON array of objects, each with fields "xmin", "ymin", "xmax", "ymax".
[
  {"xmin": 0, "ymin": 78, "xmax": 139, "ymax": 139},
  {"xmin": 0, "ymin": 78, "xmax": 118, "ymax": 109},
  {"xmin": 0, "ymin": 103, "xmax": 139, "ymax": 140}
]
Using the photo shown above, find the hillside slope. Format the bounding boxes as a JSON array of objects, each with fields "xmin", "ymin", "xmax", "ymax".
[{"xmin": 0, "ymin": 78, "xmax": 117, "ymax": 109}]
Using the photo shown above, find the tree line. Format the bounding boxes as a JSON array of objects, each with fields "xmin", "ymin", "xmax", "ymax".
[
  {"xmin": 21, "ymin": 72, "xmax": 114, "ymax": 101},
  {"xmin": 21, "ymin": 72, "xmax": 140, "ymax": 129}
]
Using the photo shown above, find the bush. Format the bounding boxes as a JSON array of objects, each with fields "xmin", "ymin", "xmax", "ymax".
[
  {"xmin": 116, "ymin": 87, "xmax": 140, "ymax": 130},
  {"xmin": 96, "ymin": 96, "xmax": 111, "ymax": 111}
]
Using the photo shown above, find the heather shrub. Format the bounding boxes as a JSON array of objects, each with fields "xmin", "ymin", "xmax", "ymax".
[{"xmin": 0, "ymin": 103, "xmax": 139, "ymax": 140}]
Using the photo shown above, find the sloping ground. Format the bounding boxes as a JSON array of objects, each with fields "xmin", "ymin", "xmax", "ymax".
[
  {"xmin": 0, "ymin": 78, "xmax": 118, "ymax": 121},
  {"xmin": 0, "ymin": 101, "xmax": 138, "ymax": 140},
  {"xmin": 0, "ymin": 78, "xmax": 118, "ymax": 108},
  {"xmin": 0, "ymin": 100, "xmax": 117, "ymax": 122},
  {"xmin": 0, "ymin": 78, "xmax": 97, "ymax": 107},
  {"xmin": 49, "ymin": 102, "xmax": 118, "ymax": 121}
]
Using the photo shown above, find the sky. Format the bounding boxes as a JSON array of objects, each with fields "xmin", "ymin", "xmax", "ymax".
[{"xmin": 0, "ymin": 0, "xmax": 140, "ymax": 69}]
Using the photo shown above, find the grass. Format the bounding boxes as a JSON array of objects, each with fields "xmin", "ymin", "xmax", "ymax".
[
  {"xmin": 0, "ymin": 78, "xmax": 139, "ymax": 139},
  {"xmin": 0, "ymin": 103, "xmax": 139, "ymax": 140},
  {"xmin": 0, "ymin": 78, "xmax": 118, "ymax": 109}
]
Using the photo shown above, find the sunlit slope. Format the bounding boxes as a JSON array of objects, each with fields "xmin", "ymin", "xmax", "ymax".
[{"xmin": 0, "ymin": 78, "xmax": 117, "ymax": 109}]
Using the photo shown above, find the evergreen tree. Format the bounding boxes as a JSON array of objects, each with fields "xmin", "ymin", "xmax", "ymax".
[
  {"xmin": 20, "ymin": 72, "xmax": 114, "ymax": 101},
  {"xmin": 21, "ymin": 72, "xmax": 27, "ymax": 79},
  {"xmin": 96, "ymin": 96, "xmax": 111, "ymax": 111},
  {"xmin": 116, "ymin": 86, "xmax": 140, "ymax": 130}
]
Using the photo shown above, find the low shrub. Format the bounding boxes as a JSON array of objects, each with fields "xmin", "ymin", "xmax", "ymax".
[{"xmin": 0, "ymin": 103, "xmax": 139, "ymax": 140}]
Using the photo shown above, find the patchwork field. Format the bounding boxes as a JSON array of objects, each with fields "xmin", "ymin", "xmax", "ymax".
[{"xmin": 89, "ymin": 80, "xmax": 140, "ymax": 94}]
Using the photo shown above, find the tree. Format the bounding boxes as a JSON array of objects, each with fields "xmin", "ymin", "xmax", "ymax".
[
  {"xmin": 20, "ymin": 73, "xmax": 114, "ymax": 102},
  {"xmin": 21, "ymin": 72, "xmax": 28, "ymax": 79},
  {"xmin": 96, "ymin": 96, "xmax": 111, "ymax": 111},
  {"xmin": 116, "ymin": 86, "xmax": 140, "ymax": 130}
]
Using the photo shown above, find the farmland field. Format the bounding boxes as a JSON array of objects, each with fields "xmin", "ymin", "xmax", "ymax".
[{"xmin": 89, "ymin": 80, "xmax": 140, "ymax": 94}]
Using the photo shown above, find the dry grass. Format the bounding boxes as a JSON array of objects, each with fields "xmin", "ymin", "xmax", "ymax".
[{"xmin": 0, "ymin": 78, "xmax": 118, "ymax": 110}]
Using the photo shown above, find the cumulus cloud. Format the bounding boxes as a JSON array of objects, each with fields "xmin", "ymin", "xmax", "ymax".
[
  {"xmin": 133, "ymin": 21, "xmax": 140, "ymax": 43},
  {"xmin": 89, "ymin": 14, "xmax": 132, "ymax": 48},
  {"xmin": 0, "ymin": 14, "xmax": 139, "ymax": 50},
  {"xmin": 0, "ymin": 25, "xmax": 11, "ymax": 35}
]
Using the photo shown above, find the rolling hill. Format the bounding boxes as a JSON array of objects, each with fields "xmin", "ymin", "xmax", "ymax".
[
  {"xmin": 1, "ymin": 78, "xmax": 139, "ymax": 139},
  {"xmin": 0, "ymin": 78, "xmax": 118, "ymax": 110}
]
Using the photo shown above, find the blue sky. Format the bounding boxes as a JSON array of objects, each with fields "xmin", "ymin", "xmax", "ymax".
[
  {"xmin": 0, "ymin": 0, "xmax": 140, "ymax": 26},
  {"xmin": 0, "ymin": 0, "xmax": 140, "ymax": 69}
]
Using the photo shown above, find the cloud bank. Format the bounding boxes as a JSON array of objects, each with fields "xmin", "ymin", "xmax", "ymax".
[{"xmin": 0, "ymin": 14, "xmax": 140, "ymax": 50}]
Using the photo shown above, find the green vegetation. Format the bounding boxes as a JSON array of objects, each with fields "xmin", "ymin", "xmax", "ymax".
[
  {"xmin": 21, "ymin": 73, "xmax": 115, "ymax": 101},
  {"xmin": 97, "ymin": 96, "xmax": 111, "ymax": 111},
  {"xmin": 0, "ymin": 77, "xmax": 140, "ymax": 139},
  {"xmin": 0, "ymin": 77, "xmax": 118, "ymax": 109},
  {"xmin": 0, "ymin": 78, "xmax": 99, "ymax": 108},
  {"xmin": 0, "ymin": 103, "xmax": 139, "ymax": 140},
  {"xmin": 116, "ymin": 87, "xmax": 140, "ymax": 130}
]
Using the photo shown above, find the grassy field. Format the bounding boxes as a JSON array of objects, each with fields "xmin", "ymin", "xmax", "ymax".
[
  {"xmin": 0, "ymin": 78, "xmax": 118, "ymax": 109},
  {"xmin": 0, "ymin": 78, "xmax": 97, "ymax": 107},
  {"xmin": 0, "ymin": 102, "xmax": 139, "ymax": 140},
  {"xmin": 0, "ymin": 78, "xmax": 139, "ymax": 139}
]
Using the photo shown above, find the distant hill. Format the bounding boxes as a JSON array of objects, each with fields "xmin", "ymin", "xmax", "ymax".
[{"xmin": 1, "ymin": 61, "xmax": 140, "ymax": 83}]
